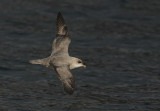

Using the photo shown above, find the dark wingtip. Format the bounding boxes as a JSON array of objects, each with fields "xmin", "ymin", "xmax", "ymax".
[
  {"xmin": 57, "ymin": 12, "xmax": 63, "ymax": 19},
  {"xmin": 56, "ymin": 12, "xmax": 69, "ymax": 36},
  {"xmin": 63, "ymin": 83, "xmax": 75, "ymax": 95},
  {"xmin": 62, "ymin": 78, "xmax": 75, "ymax": 95},
  {"xmin": 64, "ymin": 87, "xmax": 74, "ymax": 95},
  {"xmin": 57, "ymin": 11, "xmax": 61, "ymax": 16},
  {"xmin": 56, "ymin": 12, "xmax": 65, "ymax": 25}
]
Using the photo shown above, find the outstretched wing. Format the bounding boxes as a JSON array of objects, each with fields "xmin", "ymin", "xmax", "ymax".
[
  {"xmin": 55, "ymin": 66, "xmax": 75, "ymax": 94},
  {"xmin": 52, "ymin": 12, "xmax": 71, "ymax": 55}
]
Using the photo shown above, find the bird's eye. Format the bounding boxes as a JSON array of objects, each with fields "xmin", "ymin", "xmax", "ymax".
[{"xmin": 78, "ymin": 61, "xmax": 82, "ymax": 63}]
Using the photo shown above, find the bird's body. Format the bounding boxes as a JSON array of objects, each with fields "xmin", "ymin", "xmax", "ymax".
[{"xmin": 29, "ymin": 12, "xmax": 86, "ymax": 94}]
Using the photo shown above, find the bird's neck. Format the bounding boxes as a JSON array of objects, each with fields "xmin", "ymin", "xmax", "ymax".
[{"xmin": 69, "ymin": 57, "xmax": 81, "ymax": 70}]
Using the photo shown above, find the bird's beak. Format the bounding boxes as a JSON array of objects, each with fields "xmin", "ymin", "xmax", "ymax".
[{"xmin": 83, "ymin": 64, "xmax": 86, "ymax": 68}]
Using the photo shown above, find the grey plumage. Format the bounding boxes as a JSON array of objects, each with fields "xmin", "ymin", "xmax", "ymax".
[
  {"xmin": 55, "ymin": 66, "xmax": 75, "ymax": 94},
  {"xmin": 52, "ymin": 12, "xmax": 70, "ymax": 55},
  {"xmin": 29, "ymin": 12, "xmax": 86, "ymax": 94}
]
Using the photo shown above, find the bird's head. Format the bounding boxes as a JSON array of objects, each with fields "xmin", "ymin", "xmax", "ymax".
[{"xmin": 69, "ymin": 57, "xmax": 86, "ymax": 69}]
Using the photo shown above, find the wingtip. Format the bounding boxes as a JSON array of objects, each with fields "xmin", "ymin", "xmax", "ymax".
[
  {"xmin": 56, "ymin": 11, "xmax": 69, "ymax": 36},
  {"xmin": 57, "ymin": 11, "xmax": 62, "ymax": 18},
  {"xmin": 62, "ymin": 79, "xmax": 75, "ymax": 95},
  {"xmin": 64, "ymin": 86, "xmax": 74, "ymax": 95},
  {"xmin": 56, "ymin": 11, "xmax": 65, "ymax": 23},
  {"xmin": 58, "ymin": 11, "xmax": 61, "ymax": 15}
]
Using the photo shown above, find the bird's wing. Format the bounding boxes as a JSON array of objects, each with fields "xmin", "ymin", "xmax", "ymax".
[
  {"xmin": 55, "ymin": 66, "xmax": 75, "ymax": 94},
  {"xmin": 52, "ymin": 12, "xmax": 71, "ymax": 55}
]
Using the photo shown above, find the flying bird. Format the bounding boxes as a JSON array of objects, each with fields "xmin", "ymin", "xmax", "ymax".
[{"xmin": 29, "ymin": 12, "xmax": 86, "ymax": 94}]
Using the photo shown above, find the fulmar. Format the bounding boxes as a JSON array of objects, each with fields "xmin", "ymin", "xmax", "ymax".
[{"xmin": 29, "ymin": 12, "xmax": 86, "ymax": 94}]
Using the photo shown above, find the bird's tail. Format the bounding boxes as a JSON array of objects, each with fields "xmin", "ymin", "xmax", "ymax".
[
  {"xmin": 29, "ymin": 58, "xmax": 50, "ymax": 66},
  {"xmin": 29, "ymin": 59, "xmax": 44, "ymax": 65}
]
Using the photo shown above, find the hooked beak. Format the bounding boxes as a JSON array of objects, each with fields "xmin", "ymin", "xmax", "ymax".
[{"xmin": 82, "ymin": 63, "xmax": 86, "ymax": 68}]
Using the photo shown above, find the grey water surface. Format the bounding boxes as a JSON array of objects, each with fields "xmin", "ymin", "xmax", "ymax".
[{"xmin": 0, "ymin": 0, "xmax": 160, "ymax": 111}]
